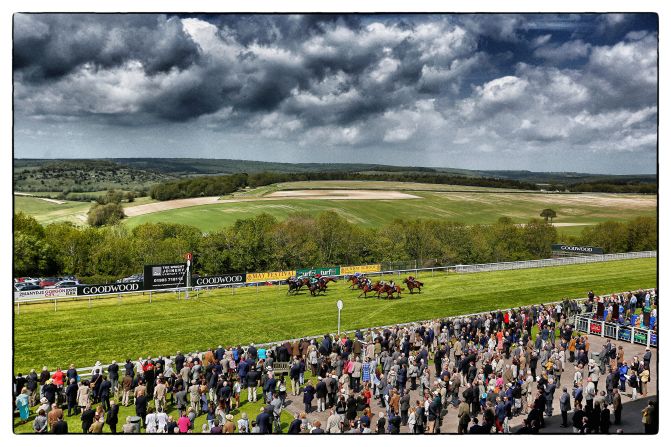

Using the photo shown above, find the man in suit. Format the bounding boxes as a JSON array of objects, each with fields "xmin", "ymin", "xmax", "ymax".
[
  {"xmin": 135, "ymin": 392, "xmax": 148, "ymax": 428},
  {"xmin": 107, "ymin": 400, "xmax": 119, "ymax": 433},
  {"xmin": 99, "ymin": 375, "xmax": 112, "ymax": 411},
  {"xmin": 80, "ymin": 404, "xmax": 95, "ymax": 433},
  {"xmin": 108, "ymin": 361, "xmax": 119, "ymax": 396},
  {"xmin": 612, "ymin": 389, "xmax": 622, "ymax": 425},
  {"xmin": 288, "ymin": 412, "xmax": 302, "ymax": 433},
  {"xmin": 65, "ymin": 378, "xmax": 78, "ymax": 416},
  {"xmin": 400, "ymin": 391, "xmax": 411, "ymax": 426},
  {"xmin": 51, "ymin": 414, "xmax": 68, "ymax": 434},
  {"xmin": 560, "ymin": 387, "xmax": 571, "ymax": 427},
  {"xmin": 351, "ymin": 357, "xmax": 362, "ymax": 392},
  {"xmin": 256, "ymin": 406, "xmax": 272, "ymax": 434}
]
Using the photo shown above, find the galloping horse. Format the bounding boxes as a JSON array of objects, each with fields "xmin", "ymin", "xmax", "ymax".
[
  {"xmin": 346, "ymin": 275, "xmax": 362, "ymax": 289},
  {"xmin": 376, "ymin": 283, "xmax": 403, "ymax": 299},
  {"xmin": 287, "ymin": 277, "xmax": 309, "ymax": 294},
  {"xmin": 357, "ymin": 281, "xmax": 380, "ymax": 298},
  {"xmin": 403, "ymin": 277, "xmax": 424, "ymax": 294},
  {"xmin": 317, "ymin": 276, "xmax": 337, "ymax": 294}
]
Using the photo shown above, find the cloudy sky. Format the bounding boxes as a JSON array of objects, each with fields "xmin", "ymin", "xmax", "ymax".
[{"xmin": 13, "ymin": 13, "xmax": 658, "ymax": 173}]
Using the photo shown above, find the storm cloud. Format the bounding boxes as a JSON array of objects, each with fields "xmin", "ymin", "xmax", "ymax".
[{"xmin": 13, "ymin": 13, "xmax": 658, "ymax": 173}]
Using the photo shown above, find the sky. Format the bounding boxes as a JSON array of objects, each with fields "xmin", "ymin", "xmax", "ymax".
[{"xmin": 12, "ymin": 13, "xmax": 658, "ymax": 174}]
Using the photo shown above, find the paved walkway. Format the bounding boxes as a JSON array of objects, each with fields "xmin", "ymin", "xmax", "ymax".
[{"xmin": 282, "ymin": 334, "xmax": 656, "ymax": 433}]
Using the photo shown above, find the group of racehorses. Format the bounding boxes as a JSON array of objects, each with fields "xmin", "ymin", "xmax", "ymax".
[
  {"xmin": 347, "ymin": 275, "xmax": 424, "ymax": 299},
  {"xmin": 286, "ymin": 273, "xmax": 425, "ymax": 299},
  {"xmin": 286, "ymin": 275, "xmax": 336, "ymax": 296}
]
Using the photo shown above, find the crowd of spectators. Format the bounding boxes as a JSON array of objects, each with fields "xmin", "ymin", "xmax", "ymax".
[{"xmin": 13, "ymin": 292, "xmax": 657, "ymax": 434}]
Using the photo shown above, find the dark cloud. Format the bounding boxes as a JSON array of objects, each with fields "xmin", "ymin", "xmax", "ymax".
[
  {"xmin": 13, "ymin": 14, "xmax": 201, "ymax": 82},
  {"xmin": 12, "ymin": 13, "xmax": 658, "ymax": 173}
]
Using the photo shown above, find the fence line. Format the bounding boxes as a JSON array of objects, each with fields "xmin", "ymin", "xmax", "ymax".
[
  {"xmin": 575, "ymin": 315, "xmax": 657, "ymax": 348},
  {"xmin": 13, "ymin": 251, "xmax": 657, "ymax": 309},
  {"xmin": 38, "ymin": 287, "xmax": 655, "ymax": 379}
]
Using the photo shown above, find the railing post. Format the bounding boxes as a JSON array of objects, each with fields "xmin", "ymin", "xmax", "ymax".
[
  {"xmin": 630, "ymin": 327, "xmax": 634, "ymax": 344},
  {"xmin": 615, "ymin": 326, "xmax": 619, "ymax": 341},
  {"xmin": 646, "ymin": 330, "xmax": 651, "ymax": 348}
]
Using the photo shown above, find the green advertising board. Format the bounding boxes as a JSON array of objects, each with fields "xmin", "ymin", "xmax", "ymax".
[{"xmin": 296, "ymin": 266, "xmax": 341, "ymax": 277}]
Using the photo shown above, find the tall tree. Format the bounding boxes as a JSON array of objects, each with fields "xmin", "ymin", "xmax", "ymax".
[{"xmin": 540, "ymin": 208, "xmax": 557, "ymax": 222}]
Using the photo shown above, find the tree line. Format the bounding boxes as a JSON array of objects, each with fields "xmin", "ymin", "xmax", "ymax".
[
  {"xmin": 149, "ymin": 171, "xmax": 540, "ymax": 201},
  {"xmin": 14, "ymin": 212, "xmax": 656, "ymax": 283}
]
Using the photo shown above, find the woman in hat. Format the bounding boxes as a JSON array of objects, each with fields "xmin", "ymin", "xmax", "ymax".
[
  {"xmin": 237, "ymin": 412, "xmax": 249, "ymax": 433},
  {"xmin": 15, "ymin": 387, "xmax": 30, "ymax": 423},
  {"xmin": 223, "ymin": 414, "xmax": 236, "ymax": 433}
]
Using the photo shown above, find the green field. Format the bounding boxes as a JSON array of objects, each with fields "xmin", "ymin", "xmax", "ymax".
[
  {"xmin": 15, "ymin": 181, "xmax": 656, "ymax": 234},
  {"xmin": 13, "ymin": 257, "xmax": 656, "ymax": 374},
  {"xmin": 14, "ymin": 195, "xmax": 155, "ymax": 225},
  {"xmin": 126, "ymin": 184, "xmax": 656, "ymax": 233}
]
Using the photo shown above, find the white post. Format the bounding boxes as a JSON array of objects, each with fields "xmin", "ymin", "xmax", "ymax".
[
  {"xmin": 646, "ymin": 330, "xmax": 651, "ymax": 348},
  {"xmin": 186, "ymin": 259, "xmax": 190, "ymax": 300},
  {"xmin": 17, "ymin": 301, "xmax": 19, "ymax": 315},
  {"xmin": 54, "ymin": 298, "xmax": 57, "ymax": 312},
  {"xmin": 337, "ymin": 308, "xmax": 341, "ymax": 336},
  {"xmin": 630, "ymin": 327, "xmax": 634, "ymax": 344}
]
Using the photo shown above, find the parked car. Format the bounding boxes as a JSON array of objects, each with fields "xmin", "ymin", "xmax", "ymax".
[
  {"xmin": 45, "ymin": 280, "xmax": 79, "ymax": 289},
  {"xmin": 14, "ymin": 283, "xmax": 41, "ymax": 292},
  {"xmin": 117, "ymin": 274, "xmax": 143, "ymax": 283},
  {"xmin": 38, "ymin": 277, "xmax": 60, "ymax": 288}
]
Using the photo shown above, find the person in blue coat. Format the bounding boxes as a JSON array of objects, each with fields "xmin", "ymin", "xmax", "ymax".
[
  {"xmin": 303, "ymin": 380, "xmax": 316, "ymax": 413},
  {"xmin": 256, "ymin": 407, "xmax": 272, "ymax": 434},
  {"xmin": 288, "ymin": 413, "xmax": 302, "ymax": 433},
  {"xmin": 618, "ymin": 362, "xmax": 629, "ymax": 392}
]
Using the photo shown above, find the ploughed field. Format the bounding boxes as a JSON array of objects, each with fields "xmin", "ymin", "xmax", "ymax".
[
  {"xmin": 13, "ymin": 257, "xmax": 656, "ymax": 374},
  {"xmin": 15, "ymin": 181, "xmax": 656, "ymax": 238}
]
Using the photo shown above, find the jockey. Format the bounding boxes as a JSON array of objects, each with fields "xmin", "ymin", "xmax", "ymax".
[
  {"xmin": 389, "ymin": 280, "xmax": 395, "ymax": 288},
  {"xmin": 354, "ymin": 272, "xmax": 361, "ymax": 278},
  {"xmin": 408, "ymin": 276, "xmax": 415, "ymax": 282},
  {"xmin": 309, "ymin": 276, "xmax": 318, "ymax": 285}
]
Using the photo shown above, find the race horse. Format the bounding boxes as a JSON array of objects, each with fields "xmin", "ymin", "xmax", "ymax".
[
  {"xmin": 287, "ymin": 277, "xmax": 309, "ymax": 295},
  {"xmin": 317, "ymin": 276, "xmax": 337, "ymax": 294},
  {"xmin": 377, "ymin": 283, "xmax": 403, "ymax": 299},
  {"xmin": 357, "ymin": 281, "xmax": 380, "ymax": 298},
  {"xmin": 307, "ymin": 276, "xmax": 337, "ymax": 296},
  {"xmin": 346, "ymin": 275, "xmax": 363, "ymax": 290},
  {"xmin": 403, "ymin": 277, "xmax": 424, "ymax": 294}
]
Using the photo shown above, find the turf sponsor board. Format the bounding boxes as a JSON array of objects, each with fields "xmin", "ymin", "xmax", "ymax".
[
  {"xmin": 193, "ymin": 274, "xmax": 246, "ymax": 286},
  {"xmin": 296, "ymin": 266, "xmax": 340, "ymax": 277},
  {"xmin": 77, "ymin": 282, "xmax": 143, "ymax": 296},
  {"xmin": 341, "ymin": 264, "xmax": 382, "ymax": 275},
  {"xmin": 246, "ymin": 270, "xmax": 296, "ymax": 282},
  {"xmin": 552, "ymin": 244, "xmax": 604, "ymax": 254},
  {"xmin": 14, "ymin": 287, "xmax": 78, "ymax": 300},
  {"xmin": 143, "ymin": 263, "xmax": 188, "ymax": 290}
]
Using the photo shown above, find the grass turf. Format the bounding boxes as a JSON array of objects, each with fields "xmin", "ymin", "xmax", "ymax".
[
  {"xmin": 15, "ymin": 181, "xmax": 656, "ymax": 232},
  {"xmin": 125, "ymin": 186, "xmax": 656, "ymax": 232},
  {"xmin": 13, "ymin": 257, "xmax": 656, "ymax": 375}
]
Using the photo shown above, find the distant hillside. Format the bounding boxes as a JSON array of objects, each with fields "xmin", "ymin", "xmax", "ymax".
[{"xmin": 14, "ymin": 158, "xmax": 657, "ymax": 196}]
